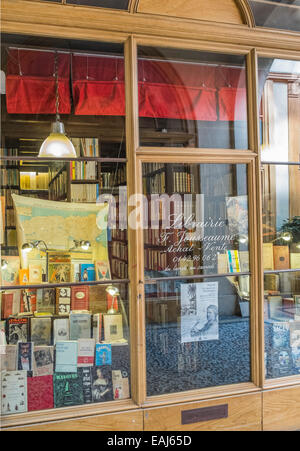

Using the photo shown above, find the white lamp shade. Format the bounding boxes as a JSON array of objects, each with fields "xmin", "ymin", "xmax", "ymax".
[{"xmin": 38, "ymin": 121, "xmax": 77, "ymax": 158}]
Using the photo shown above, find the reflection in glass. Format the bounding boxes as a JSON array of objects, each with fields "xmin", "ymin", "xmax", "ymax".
[
  {"xmin": 145, "ymin": 276, "xmax": 251, "ymax": 396},
  {"xmin": 143, "ymin": 163, "xmax": 250, "ymax": 279},
  {"xmin": 138, "ymin": 47, "xmax": 248, "ymax": 149},
  {"xmin": 249, "ymin": 1, "xmax": 300, "ymax": 32}
]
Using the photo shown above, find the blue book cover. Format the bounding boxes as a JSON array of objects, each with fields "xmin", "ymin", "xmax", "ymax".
[
  {"xmin": 80, "ymin": 263, "xmax": 95, "ymax": 282},
  {"xmin": 271, "ymin": 321, "xmax": 290, "ymax": 348},
  {"xmin": 95, "ymin": 343, "xmax": 112, "ymax": 366},
  {"xmin": 55, "ymin": 341, "xmax": 78, "ymax": 373}
]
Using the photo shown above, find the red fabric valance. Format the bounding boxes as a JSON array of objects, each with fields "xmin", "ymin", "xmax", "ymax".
[
  {"xmin": 6, "ymin": 49, "xmax": 71, "ymax": 115},
  {"xmin": 5, "ymin": 50, "xmax": 247, "ymax": 121}
]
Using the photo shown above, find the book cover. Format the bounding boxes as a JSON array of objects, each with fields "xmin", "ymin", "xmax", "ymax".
[
  {"xmin": 1, "ymin": 370, "xmax": 28, "ymax": 414},
  {"xmin": 273, "ymin": 245, "xmax": 289, "ymax": 270},
  {"xmin": 267, "ymin": 296, "xmax": 283, "ymax": 320},
  {"xmin": 71, "ymin": 286, "xmax": 89, "ymax": 311},
  {"xmin": 77, "ymin": 338, "xmax": 95, "ymax": 367},
  {"xmin": 27, "ymin": 375, "xmax": 54, "ymax": 411},
  {"xmin": 290, "ymin": 253, "xmax": 300, "ymax": 270},
  {"xmin": 30, "ymin": 317, "xmax": 52, "ymax": 346},
  {"xmin": 28, "ymin": 263, "xmax": 42, "ymax": 284},
  {"xmin": 7, "ymin": 317, "xmax": 29, "ymax": 344},
  {"xmin": 55, "ymin": 340, "xmax": 78, "ymax": 373},
  {"xmin": 20, "ymin": 289, "xmax": 37, "ymax": 313},
  {"xmin": 111, "ymin": 343, "xmax": 130, "ymax": 381},
  {"xmin": 37, "ymin": 288, "xmax": 56, "ymax": 314},
  {"xmin": 80, "ymin": 263, "xmax": 95, "ymax": 282},
  {"xmin": 0, "ymin": 195, "xmax": 5, "ymax": 244},
  {"xmin": 227, "ymin": 250, "xmax": 241, "ymax": 273},
  {"xmin": 78, "ymin": 367, "xmax": 93, "ymax": 404},
  {"xmin": 290, "ymin": 322, "xmax": 300, "ymax": 348},
  {"xmin": 92, "ymin": 313, "xmax": 103, "ymax": 342},
  {"xmin": 262, "ymin": 243, "xmax": 274, "ymax": 270},
  {"xmin": 91, "ymin": 365, "xmax": 113, "ymax": 403},
  {"xmin": 17, "ymin": 342, "xmax": 33, "ymax": 372},
  {"xmin": 56, "ymin": 287, "xmax": 71, "ymax": 315},
  {"xmin": 95, "ymin": 343, "xmax": 112, "ymax": 366},
  {"xmin": 1, "ymin": 290, "xmax": 20, "ymax": 318},
  {"xmin": 217, "ymin": 253, "xmax": 228, "ymax": 274},
  {"xmin": 1, "ymin": 256, "xmax": 20, "ymax": 286},
  {"xmin": 269, "ymin": 321, "xmax": 290, "ymax": 348},
  {"xmin": 48, "ymin": 252, "xmax": 71, "ymax": 283},
  {"xmin": 53, "ymin": 318, "xmax": 69, "ymax": 343},
  {"xmin": 95, "ymin": 260, "xmax": 111, "ymax": 281},
  {"xmin": 239, "ymin": 251, "xmax": 250, "ymax": 272},
  {"xmin": 32, "ymin": 346, "xmax": 54, "ymax": 377},
  {"xmin": 0, "ymin": 345, "xmax": 17, "ymax": 371},
  {"xmin": 268, "ymin": 348, "xmax": 293, "ymax": 378},
  {"xmin": 112, "ymin": 369, "xmax": 130, "ymax": 400},
  {"xmin": 19, "ymin": 269, "xmax": 29, "ymax": 285},
  {"xmin": 69, "ymin": 312, "xmax": 91, "ymax": 340},
  {"xmin": 53, "ymin": 372, "xmax": 84, "ymax": 408},
  {"xmin": 103, "ymin": 314, "xmax": 123, "ymax": 342}
]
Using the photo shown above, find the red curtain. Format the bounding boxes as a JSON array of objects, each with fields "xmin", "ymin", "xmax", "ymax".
[
  {"xmin": 216, "ymin": 66, "xmax": 247, "ymax": 121},
  {"xmin": 6, "ymin": 49, "xmax": 71, "ymax": 115}
]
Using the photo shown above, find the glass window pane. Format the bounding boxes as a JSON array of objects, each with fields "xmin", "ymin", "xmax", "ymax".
[
  {"xmin": 249, "ymin": 1, "xmax": 300, "ymax": 32},
  {"xmin": 145, "ymin": 275, "xmax": 251, "ymax": 396},
  {"xmin": 258, "ymin": 58, "xmax": 300, "ymax": 164},
  {"xmin": 138, "ymin": 47, "xmax": 248, "ymax": 149},
  {"xmin": 143, "ymin": 163, "xmax": 250, "ymax": 279},
  {"xmin": 66, "ymin": 0, "xmax": 129, "ymax": 9},
  {"xmin": 1, "ymin": 35, "xmax": 130, "ymax": 413},
  {"xmin": 264, "ymin": 271, "xmax": 300, "ymax": 379}
]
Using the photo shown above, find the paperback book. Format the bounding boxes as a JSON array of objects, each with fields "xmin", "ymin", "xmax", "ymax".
[
  {"xmin": 27, "ymin": 375, "xmax": 54, "ymax": 411},
  {"xmin": 55, "ymin": 341, "xmax": 78, "ymax": 373},
  {"xmin": 1, "ymin": 370, "xmax": 28, "ymax": 414},
  {"xmin": 53, "ymin": 372, "xmax": 84, "ymax": 408},
  {"xmin": 32, "ymin": 346, "xmax": 54, "ymax": 377},
  {"xmin": 69, "ymin": 312, "xmax": 91, "ymax": 340},
  {"xmin": 30, "ymin": 317, "xmax": 52, "ymax": 346}
]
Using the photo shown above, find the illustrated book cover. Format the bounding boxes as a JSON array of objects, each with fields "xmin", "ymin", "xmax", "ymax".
[
  {"xmin": 69, "ymin": 312, "xmax": 91, "ymax": 340},
  {"xmin": 80, "ymin": 263, "xmax": 95, "ymax": 282},
  {"xmin": 17, "ymin": 342, "xmax": 33, "ymax": 372},
  {"xmin": 95, "ymin": 343, "xmax": 112, "ymax": 366},
  {"xmin": 32, "ymin": 345, "xmax": 54, "ymax": 377},
  {"xmin": 7, "ymin": 317, "xmax": 29, "ymax": 344},
  {"xmin": 77, "ymin": 367, "xmax": 93, "ymax": 404},
  {"xmin": 28, "ymin": 263, "xmax": 42, "ymax": 284},
  {"xmin": 53, "ymin": 372, "xmax": 84, "ymax": 408},
  {"xmin": 30, "ymin": 317, "xmax": 52, "ymax": 346},
  {"xmin": 103, "ymin": 314, "xmax": 124, "ymax": 342},
  {"xmin": 53, "ymin": 318, "xmax": 69, "ymax": 343},
  {"xmin": 36, "ymin": 288, "xmax": 56, "ymax": 314},
  {"xmin": 0, "ymin": 256, "xmax": 20, "ymax": 286},
  {"xmin": 95, "ymin": 260, "xmax": 111, "ymax": 281},
  {"xmin": 48, "ymin": 251, "xmax": 71, "ymax": 283},
  {"xmin": 1, "ymin": 370, "xmax": 28, "ymax": 415},
  {"xmin": 90, "ymin": 365, "xmax": 113, "ymax": 403},
  {"xmin": 273, "ymin": 245, "xmax": 289, "ymax": 270},
  {"xmin": 56, "ymin": 287, "xmax": 71, "ymax": 315}
]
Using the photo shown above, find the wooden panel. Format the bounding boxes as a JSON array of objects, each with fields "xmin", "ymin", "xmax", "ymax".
[
  {"xmin": 4, "ymin": 410, "xmax": 143, "ymax": 431},
  {"xmin": 263, "ymin": 386, "xmax": 300, "ymax": 431},
  {"xmin": 136, "ymin": 0, "xmax": 244, "ymax": 25},
  {"xmin": 143, "ymin": 393, "xmax": 262, "ymax": 431}
]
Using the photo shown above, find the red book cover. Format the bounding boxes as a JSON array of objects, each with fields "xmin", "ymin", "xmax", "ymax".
[
  {"xmin": 27, "ymin": 375, "xmax": 54, "ymax": 411},
  {"xmin": 20, "ymin": 289, "xmax": 37, "ymax": 313},
  {"xmin": 71, "ymin": 285, "xmax": 89, "ymax": 310},
  {"xmin": 1, "ymin": 292, "xmax": 14, "ymax": 318}
]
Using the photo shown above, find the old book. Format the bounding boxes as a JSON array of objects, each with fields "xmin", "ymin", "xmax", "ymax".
[
  {"xmin": 95, "ymin": 260, "xmax": 111, "ymax": 281},
  {"xmin": 268, "ymin": 348, "xmax": 293, "ymax": 378},
  {"xmin": 112, "ymin": 369, "xmax": 130, "ymax": 400},
  {"xmin": 0, "ymin": 256, "xmax": 20, "ymax": 286},
  {"xmin": 28, "ymin": 263, "xmax": 42, "ymax": 284},
  {"xmin": 53, "ymin": 318, "xmax": 69, "ymax": 344},
  {"xmin": 179, "ymin": 258, "xmax": 194, "ymax": 276},
  {"xmin": 30, "ymin": 317, "xmax": 52, "ymax": 346},
  {"xmin": 27, "ymin": 375, "xmax": 54, "ymax": 411},
  {"xmin": 53, "ymin": 372, "xmax": 84, "ymax": 408},
  {"xmin": 95, "ymin": 343, "xmax": 112, "ymax": 366},
  {"xmin": 55, "ymin": 341, "xmax": 78, "ymax": 373},
  {"xmin": 0, "ymin": 345, "xmax": 17, "ymax": 371},
  {"xmin": 262, "ymin": 243, "xmax": 274, "ymax": 270},
  {"xmin": 78, "ymin": 367, "xmax": 93, "ymax": 404},
  {"xmin": 1, "ymin": 370, "xmax": 28, "ymax": 414},
  {"xmin": 71, "ymin": 286, "xmax": 89, "ymax": 311},
  {"xmin": 69, "ymin": 312, "xmax": 91, "ymax": 340},
  {"xmin": 268, "ymin": 321, "xmax": 290, "ymax": 348},
  {"xmin": 92, "ymin": 313, "xmax": 103, "ymax": 342},
  {"xmin": 1, "ymin": 290, "xmax": 20, "ymax": 318},
  {"xmin": 19, "ymin": 269, "xmax": 29, "ymax": 285},
  {"xmin": 77, "ymin": 338, "xmax": 95, "ymax": 367},
  {"xmin": 239, "ymin": 251, "xmax": 250, "ymax": 272},
  {"xmin": 36, "ymin": 288, "xmax": 56, "ymax": 314},
  {"xmin": 32, "ymin": 346, "xmax": 54, "ymax": 377},
  {"xmin": 290, "ymin": 253, "xmax": 300, "ymax": 270},
  {"xmin": 264, "ymin": 274, "xmax": 279, "ymax": 292},
  {"xmin": 7, "ymin": 317, "xmax": 29, "ymax": 344},
  {"xmin": 103, "ymin": 314, "xmax": 123, "ymax": 342},
  {"xmin": 0, "ymin": 195, "xmax": 5, "ymax": 244},
  {"xmin": 80, "ymin": 263, "xmax": 95, "ymax": 282},
  {"xmin": 48, "ymin": 251, "xmax": 71, "ymax": 283},
  {"xmin": 217, "ymin": 253, "xmax": 228, "ymax": 274},
  {"xmin": 17, "ymin": 342, "xmax": 33, "ymax": 372},
  {"xmin": 90, "ymin": 365, "xmax": 113, "ymax": 403},
  {"xmin": 89, "ymin": 285, "xmax": 107, "ymax": 313},
  {"xmin": 56, "ymin": 287, "xmax": 71, "ymax": 315},
  {"xmin": 273, "ymin": 245, "xmax": 289, "ymax": 270},
  {"xmin": 20, "ymin": 289, "xmax": 37, "ymax": 313},
  {"xmin": 227, "ymin": 250, "xmax": 240, "ymax": 273}
]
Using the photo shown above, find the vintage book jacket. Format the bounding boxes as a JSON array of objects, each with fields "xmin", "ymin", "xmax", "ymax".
[
  {"xmin": 48, "ymin": 252, "xmax": 71, "ymax": 283},
  {"xmin": 111, "ymin": 343, "xmax": 130, "ymax": 383},
  {"xmin": 103, "ymin": 314, "xmax": 124, "ymax": 342},
  {"xmin": 273, "ymin": 245, "xmax": 290, "ymax": 270},
  {"xmin": 7, "ymin": 317, "xmax": 29, "ymax": 344},
  {"xmin": 32, "ymin": 346, "xmax": 54, "ymax": 377},
  {"xmin": 289, "ymin": 321, "xmax": 300, "ymax": 348},
  {"xmin": 268, "ymin": 348, "xmax": 293, "ymax": 378},
  {"xmin": 92, "ymin": 313, "xmax": 103, "ymax": 342},
  {"xmin": 88, "ymin": 285, "xmax": 107, "ymax": 313},
  {"xmin": 53, "ymin": 318, "xmax": 69, "ymax": 344},
  {"xmin": 17, "ymin": 342, "xmax": 33, "ymax": 372},
  {"xmin": 0, "ymin": 256, "xmax": 20, "ymax": 286},
  {"xmin": 95, "ymin": 343, "xmax": 112, "ymax": 366},
  {"xmin": 30, "ymin": 317, "xmax": 52, "ymax": 346},
  {"xmin": 36, "ymin": 288, "xmax": 56, "ymax": 314},
  {"xmin": 112, "ymin": 369, "xmax": 129, "ymax": 400},
  {"xmin": 19, "ymin": 269, "xmax": 29, "ymax": 285},
  {"xmin": 77, "ymin": 338, "xmax": 95, "ymax": 367},
  {"xmin": 27, "ymin": 375, "xmax": 54, "ymax": 411},
  {"xmin": 262, "ymin": 243, "xmax": 274, "ymax": 270},
  {"xmin": 20, "ymin": 289, "xmax": 37, "ymax": 313},
  {"xmin": 290, "ymin": 253, "xmax": 300, "ymax": 270},
  {"xmin": 78, "ymin": 367, "xmax": 93, "ymax": 404},
  {"xmin": 69, "ymin": 312, "xmax": 91, "ymax": 340},
  {"xmin": 90, "ymin": 365, "xmax": 113, "ymax": 403},
  {"xmin": 56, "ymin": 287, "xmax": 71, "ymax": 315},
  {"xmin": 28, "ymin": 263, "xmax": 42, "ymax": 284},
  {"xmin": 80, "ymin": 263, "xmax": 95, "ymax": 282},
  {"xmin": 1, "ymin": 290, "xmax": 20, "ymax": 318},
  {"xmin": 71, "ymin": 286, "xmax": 89, "ymax": 311},
  {"xmin": 53, "ymin": 372, "xmax": 84, "ymax": 408},
  {"xmin": 1, "ymin": 370, "xmax": 28, "ymax": 415},
  {"xmin": 95, "ymin": 260, "xmax": 111, "ymax": 281},
  {"xmin": 0, "ymin": 345, "xmax": 17, "ymax": 371},
  {"xmin": 55, "ymin": 341, "xmax": 78, "ymax": 373}
]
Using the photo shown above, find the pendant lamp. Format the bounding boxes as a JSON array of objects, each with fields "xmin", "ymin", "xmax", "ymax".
[{"xmin": 38, "ymin": 51, "xmax": 76, "ymax": 158}]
